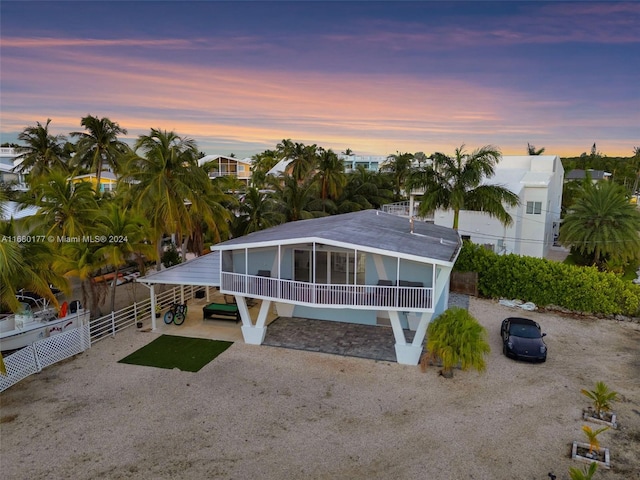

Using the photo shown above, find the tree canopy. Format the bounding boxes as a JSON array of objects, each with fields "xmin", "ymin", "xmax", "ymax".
[{"xmin": 407, "ymin": 145, "xmax": 519, "ymax": 230}]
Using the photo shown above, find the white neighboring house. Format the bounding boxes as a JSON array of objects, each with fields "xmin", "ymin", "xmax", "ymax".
[
  {"xmin": 0, "ymin": 147, "xmax": 27, "ymax": 191},
  {"xmin": 199, "ymin": 155, "xmax": 252, "ymax": 184},
  {"xmin": 338, "ymin": 153, "xmax": 386, "ymax": 172},
  {"xmin": 409, "ymin": 155, "xmax": 564, "ymax": 259},
  {"xmin": 268, "ymin": 153, "xmax": 388, "ymax": 176}
]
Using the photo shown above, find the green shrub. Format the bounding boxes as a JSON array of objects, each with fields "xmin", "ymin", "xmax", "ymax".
[
  {"xmin": 454, "ymin": 242, "xmax": 640, "ymax": 316},
  {"xmin": 423, "ymin": 307, "xmax": 490, "ymax": 378}
]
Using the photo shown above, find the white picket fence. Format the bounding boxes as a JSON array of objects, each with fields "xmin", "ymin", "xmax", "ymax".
[{"xmin": 0, "ymin": 285, "xmax": 206, "ymax": 393}]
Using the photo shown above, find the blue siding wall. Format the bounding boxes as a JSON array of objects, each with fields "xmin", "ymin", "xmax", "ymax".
[
  {"xmin": 366, "ymin": 254, "xmax": 433, "ymax": 286},
  {"xmin": 229, "ymin": 251, "xmax": 246, "ymax": 274},
  {"xmin": 399, "ymin": 260, "xmax": 433, "ymax": 287},
  {"xmin": 433, "ymin": 267, "xmax": 450, "ymax": 316},
  {"xmin": 247, "ymin": 249, "xmax": 277, "ymax": 276},
  {"xmin": 292, "ymin": 305, "xmax": 378, "ymax": 325}
]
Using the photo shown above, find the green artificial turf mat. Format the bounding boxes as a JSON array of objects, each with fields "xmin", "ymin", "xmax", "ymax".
[{"xmin": 119, "ymin": 335, "xmax": 233, "ymax": 372}]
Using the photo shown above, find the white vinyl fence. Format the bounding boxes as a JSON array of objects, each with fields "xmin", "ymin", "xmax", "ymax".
[{"xmin": 1, "ymin": 285, "xmax": 206, "ymax": 393}]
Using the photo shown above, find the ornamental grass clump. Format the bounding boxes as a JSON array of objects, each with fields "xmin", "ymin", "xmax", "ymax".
[{"xmin": 421, "ymin": 307, "xmax": 490, "ymax": 378}]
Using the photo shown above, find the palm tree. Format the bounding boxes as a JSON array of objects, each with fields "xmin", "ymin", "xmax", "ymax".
[
  {"xmin": 71, "ymin": 115, "xmax": 130, "ymax": 188},
  {"xmin": 0, "ymin": 220, "xmax": 69, "ymax": 313},
  {"xmin": 269, "ymin": 174, "xmax": 321, "ymax": 222},
  {"xmin": 581, "ymin": 425, "xmax": 609, "ymax": 455},
  {"xmin": 95, "ymin": 201, "xmax": 155, "ymax": 312},
  {"xmin": 250, "ymin": 149, "xmax": 279, "ymax": 189},
  {"xmin": 26, "ymin": 171, "xmax": 99, "ymax": 239},
  {"xmin": 336, "ymin": 166, "xmax": 393, "ymax": 213},
  {"xmin": 407, "ymin": 145, "xmax": 519, "ymax": 230},
  {"xmin": 14, "ymin": 119, "xmax": 70, "ymax": 178},
  {"xmin": 122, "ymin": 128, "xmax": 230, "ymax": 268},
  {"xmin": 233, "ymin": 187, "xmax": 284, "ymax": 236},
  {"xmin": 527, "ymin": 143, "xmax": 546, "ymax": 155},
  {"xmin": 185, "ymin": 179, "xmax": 233, "ymax": 254},
  {"xmin": 382, "ymin": 151, "xmax": 414, "ymax": 201},
  {"xmin": 54, "ymin": 241, "xmax": 108, "ymax": 317},
  {"xmin": 0, "ymin": 189, "xmax": 7, "ymax": 219},
  {"xmin": 314, "ymin": 148, "xmax": 346, "ymax": 210},
  {"xmin": 559, "ymin": 181, "xmax": 640, "ymax": 268},
  {"xmin": 581, "ymin": 381, "xmax": 618, "ymax": 419},
  {"xmin": 276, "ymin": 140, "xmax": 318, "ymax": 182},
  {"xmin": 568, "ymin": 463, "xmax": 597, "ymax": 480},
  {"xmin": 421, "ymin": 307, "xmax": 490, "ymax": 378}
]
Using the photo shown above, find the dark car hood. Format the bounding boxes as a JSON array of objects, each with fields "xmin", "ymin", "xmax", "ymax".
[{"xmin": 510, "ymin": 336, "xmax": 544, "ymax": 353}]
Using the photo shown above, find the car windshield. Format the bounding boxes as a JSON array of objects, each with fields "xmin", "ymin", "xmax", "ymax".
[{"xmin": 509, "ymin": 324, "xmax": 541, "ymax": 339}]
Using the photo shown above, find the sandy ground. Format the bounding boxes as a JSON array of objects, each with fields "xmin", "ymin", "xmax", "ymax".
[{"xmin": 1, "ymin": 297, "xmax": 639, "ymax": 480}]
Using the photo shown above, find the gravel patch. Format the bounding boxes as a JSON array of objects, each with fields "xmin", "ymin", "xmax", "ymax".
[{"xmin": 1, "ymin": 297, "xmax": 639, "ymax": 480}]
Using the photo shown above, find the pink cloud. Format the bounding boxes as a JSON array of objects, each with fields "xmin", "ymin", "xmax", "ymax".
[{"xmin": 1, "ymin": 46, "xmax": 635, "ymax": 157}]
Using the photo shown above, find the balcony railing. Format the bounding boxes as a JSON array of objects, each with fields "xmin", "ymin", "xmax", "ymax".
[{"xmin": 220, "ymin": 272, "xmax": 433, "ymax": 311}]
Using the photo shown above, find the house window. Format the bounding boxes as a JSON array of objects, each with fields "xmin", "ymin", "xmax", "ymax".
[
  {"xmin": 526, "ymin": 201, "xmax": 542, "ymax": 214},
  {"xmin": 238, "ymin": 165, "xmax": 245, "ymax": 172}
]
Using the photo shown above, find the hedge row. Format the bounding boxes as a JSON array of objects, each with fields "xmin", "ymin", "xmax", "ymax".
[{"xmin": 453, "ymin": 242, "xmax": 640, "ymax": 316}]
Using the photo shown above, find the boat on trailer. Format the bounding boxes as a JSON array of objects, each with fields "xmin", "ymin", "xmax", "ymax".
[{"xmin": 0, "ymin": 300, "xmax": 90, "ymax": 352}]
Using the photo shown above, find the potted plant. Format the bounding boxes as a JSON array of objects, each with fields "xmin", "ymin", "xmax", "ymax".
[
  {"xmin": 581, "ymin": 381, "xmax": 618, "ymax": 427},
  {"xmin": 155, "ymin": 304, "xmax": 162, "ymax": 319},
  {"xmin": 419, "ymin": 307, "xmax": 490, "ymax": 378},
  {"xmin": 571, "ymin": 425, "xmax": 610, "ymax": 469},
  {"xmin": 136, "ymin": 318, "xmax": 143, "ymax": 329}
]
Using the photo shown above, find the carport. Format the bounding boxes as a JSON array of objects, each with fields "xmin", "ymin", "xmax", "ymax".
[{"xmin": 136, "ymin": 252, "xmax": 221, "ymax": 332}]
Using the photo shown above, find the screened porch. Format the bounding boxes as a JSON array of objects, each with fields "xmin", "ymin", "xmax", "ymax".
[{"xmin": 219, "ymin": 242, "xmax": 435, "ymax": 312}]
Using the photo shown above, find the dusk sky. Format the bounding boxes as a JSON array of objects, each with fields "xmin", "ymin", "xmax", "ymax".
[{"xmin": 1, "ymin": 1, "xmax": 638, "ymax": 158}]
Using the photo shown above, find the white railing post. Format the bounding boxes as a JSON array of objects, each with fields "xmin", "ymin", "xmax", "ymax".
[{"xmin": 111, "ymin": 311, "xmax": 116, "ymax": 337}]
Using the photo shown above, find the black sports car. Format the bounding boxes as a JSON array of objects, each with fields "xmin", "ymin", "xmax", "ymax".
[{"xmin": 500, "ymin": 317, "xmax": 547, "ymax": 362}]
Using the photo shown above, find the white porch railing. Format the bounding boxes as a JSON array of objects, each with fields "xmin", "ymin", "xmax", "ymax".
[
  {"xmin": 220, "ymin": 272, "xmax": 433, "ymax": 310},
  {"xmin": 380, "ymin": 202, "xmax": 434, "ymax": 222}
]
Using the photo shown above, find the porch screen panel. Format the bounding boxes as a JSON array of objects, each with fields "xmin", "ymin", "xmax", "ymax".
[
  {"xmin": 315, "ymin": 251, "xmax": 329, "ymax": 284},
  {"xmin": 229, "ymin": 250, "xmax": 246, "ymax": 274},
  {"xmin": 293, "ymin": 249, "xmax": 311, "ymax": 282}
]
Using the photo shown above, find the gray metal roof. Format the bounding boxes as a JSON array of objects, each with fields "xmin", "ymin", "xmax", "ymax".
[
  {"xmin": 214, "ymin": 209, "xmax": 461, "ymax": 264},
  {"xmin": 137, "ymin": 251, "xmax": 220, "ymax": 286}
]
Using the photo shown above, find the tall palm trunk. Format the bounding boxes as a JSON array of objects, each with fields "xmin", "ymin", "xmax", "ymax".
[
  {"xmin": 109, "ymin": 265, "xmax": 120, "ymax": 313},
  {"xmin": 452, "ymin": 209, "xmax": 460, "ymax": 230}
]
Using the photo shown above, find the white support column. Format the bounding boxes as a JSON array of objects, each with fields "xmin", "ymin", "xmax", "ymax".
[
  {"xmin": 238, "ymin": 297, "xmax": 270, "ymax": 345},
  {"xmin": 180, "ymin": 285, "xmax": 185, "ymax": 304},
  {"xmin": 411, "ymin": 311, "xmax": 432, "ymax": 348},
  {"xmin": 137, "ymin": 281, "xmax": 157, "ymax": 331},
  {"xmin": 389, "ymin": 310, "xmax": 423, "ymax": 365},
  {"xmin": 433, "ymin": 266, "xmax": 452, "ymax": 313},
  {"xmin": 150, "ymin": 285, "xmax": 157, "ymax": 331}
]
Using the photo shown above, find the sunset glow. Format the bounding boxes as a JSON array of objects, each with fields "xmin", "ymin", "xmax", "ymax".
[{"xmin": 1, "ymin": 1, "xmax": 638, "ymax": 158}]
